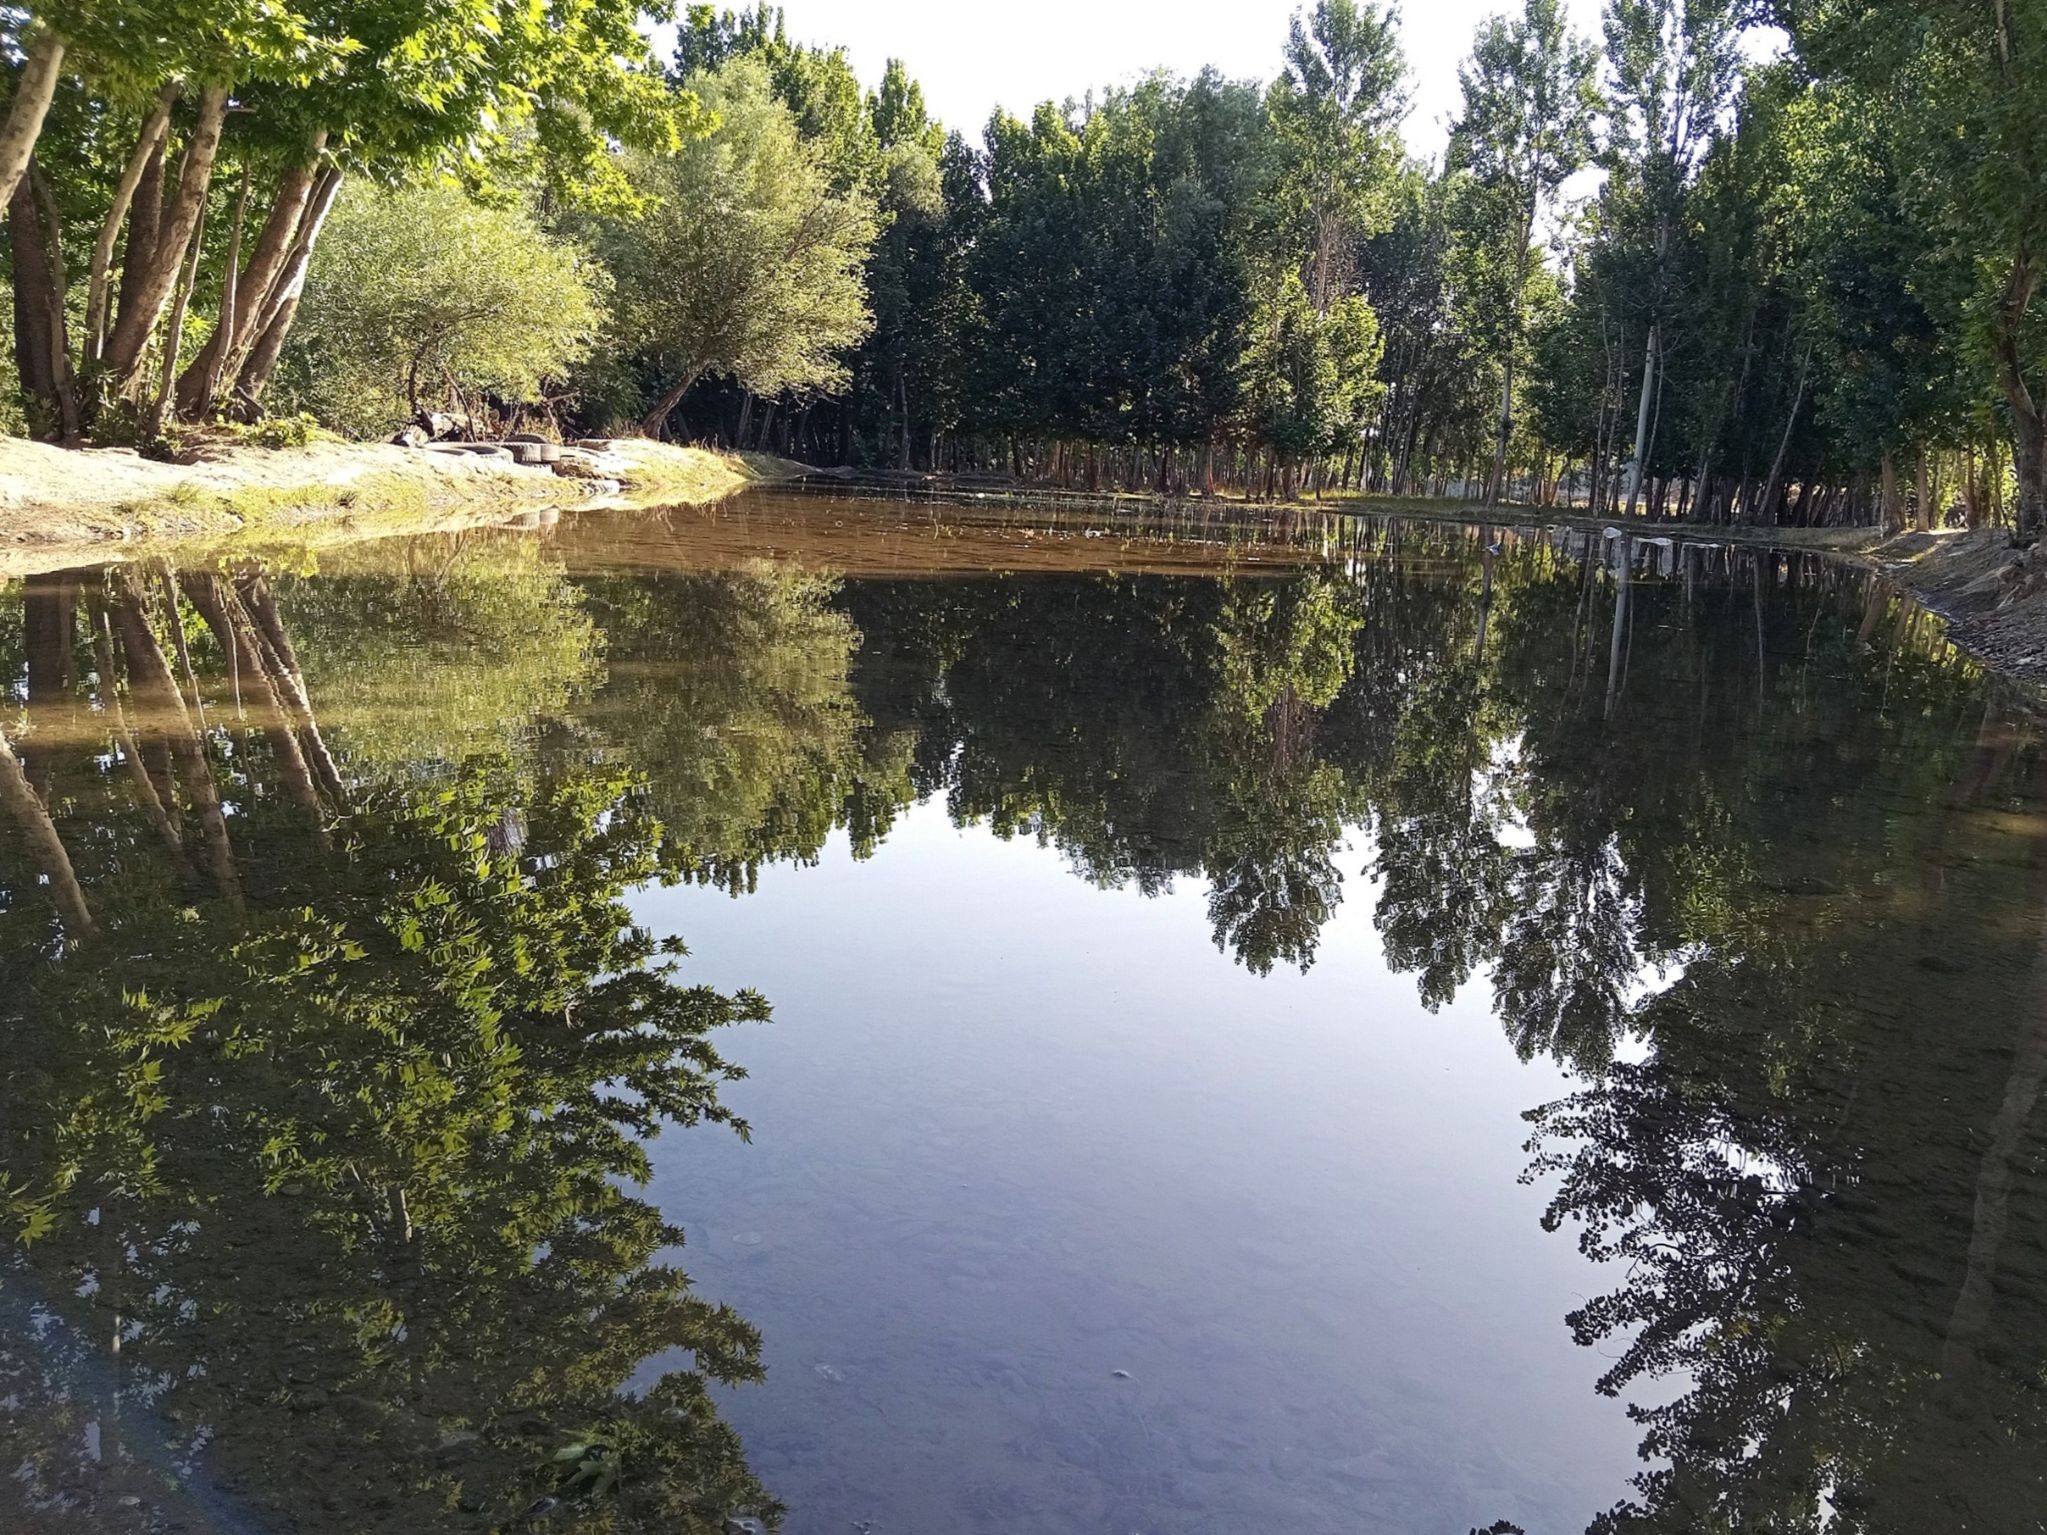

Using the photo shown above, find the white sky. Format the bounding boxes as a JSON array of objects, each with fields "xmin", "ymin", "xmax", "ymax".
[{"xmin": 653, "ymin": 0, "xmax": 1612, "ymax": 163}]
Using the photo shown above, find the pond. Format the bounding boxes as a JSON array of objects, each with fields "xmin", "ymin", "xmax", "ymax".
[{"xmin": 1, "ymin": 491, "xmax": 2043, "ymax": 1534}]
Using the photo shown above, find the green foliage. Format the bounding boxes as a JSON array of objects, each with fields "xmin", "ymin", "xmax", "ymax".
[
  {"xmin": 596, "ymin": 57, "xmax": 878, "ymax": 432},
  {"xmin": 250, "ymin": 411, "xmax": 318, "ymax": 449},
  {"xmin": 284, "ymin": 182, "xmax": 607, "ymax": 435},
  {"xmin": 1266, "ymin": 0, "xmax": 1410, "ymax": 304}
]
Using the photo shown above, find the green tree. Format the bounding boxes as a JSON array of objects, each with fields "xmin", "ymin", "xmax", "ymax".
[
  {"xmin": 672, "ymin": 4, "xmax": 878, "ymax": 192},
  {"xmin": 1777, "ymin": 0, "xmax": 2047, "ymax": 534},
  {"xmin": 4, "ymin": 0, "xmax": 694, "ymax": 433},
  {"xmin": 848, "ymin": 58, "xmax": 950, "ymax": 468},
  {"xmin": 1266, "ymin": 0, "xmax": 1410, "ymax": 312},
  {"xmin": 1240, "ymin": 268, "xmax": 1386, "ymax": 489},
  {"xmin": 599, "ymin": 57, "xmax": 877, "ymax": 439},
  {"xmin": 282, "ymin": 181, "xmax": 607, "ymax": 434},
  {"xmin": 1447, "ymin": 0, "xmax": 1600, "ymax": 510},
  {"xmin": 1601, "ymin": 0, "xmax": 1744, "ymax": 513}
]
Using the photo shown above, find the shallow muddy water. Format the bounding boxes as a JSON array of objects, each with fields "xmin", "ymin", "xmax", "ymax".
[{"xmin": 2, "ymin": 493, "xmax": 2043, "ymax": 1533}]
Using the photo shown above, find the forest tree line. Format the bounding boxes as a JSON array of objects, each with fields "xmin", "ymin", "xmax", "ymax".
[{"xmin": 1, "ymin": 0, "xmax": 2043, "ymax": 531}]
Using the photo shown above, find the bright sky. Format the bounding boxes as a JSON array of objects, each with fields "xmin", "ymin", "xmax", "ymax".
[{"xmin": 653, "ymin": 0, "xmax": 1612, "ymax": 163}]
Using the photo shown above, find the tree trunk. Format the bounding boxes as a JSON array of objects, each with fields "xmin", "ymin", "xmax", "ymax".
[
  {"xmin": 1622, "ymin": 323, "xmax": 1659, "ymax": 517},
  {"xmin": 0, "ymin": 720, "xmax": 95, "ymax": 938},
  {"xmin": 1881, "ymin": 449, "xmax": 1900, "ymax": 531},
  {"xmin": 108, "ymin": 574, "xmax": 242, "ymax": 908},
  {"xmin": 23, "ymin": 164, "xmax": 81, "ymax": 438},
  {"xmin": 231, "ymin": 167, "xmax": 343, "ymax": 410},
  {"xmin": 1991, "ymin": 247, "xmax": 2046, "ymax": 538},
  {"xmin": 175, "ymin": 138, "xmax": 328, "ymax": 415},
  {"xmin": 1605, "ymin": 535, "xmax": 1631, "ymax": 720},
  {"xmin": 145, "ymin": 197, "xmax": 207, "ymax": 437},
  {"xmin": 185, "ymin": 574, "xmax": 324, "ymax": 822},
  {"xmin": 1760, "ymin": 342, "xmax": 1814, "ymax": 526},
  {"xmin": 0, "ymin": 27, "xmax": 66, "ymax": 222},
  {"xmin": 16, "ymin": 585, "xmax": 83, "ymax": 808},
  {"xmin": 116, "ymin": 138, "xmax": 166, "ymax": 339},
  {"xmin": 88, "ymin": 601, "xmax": 182, "ymax": 853},
  {"xmin": 20, "ymin": 570, "xmax": 74, "ymax": 807},
  {"xmin": 9, "ymin": 168, "xmax": 74, "ymax": 438},
  {"xmin": 897, "ymin": 372, "xmax": 911, "ymax": 470},
  {"xmin": 1915, "ymin": 441, "xmax": 1932, "ymax": 532},
  {"xmin": 102, "ymin": 82, "xmax": 231, "ymax": 393},
  {"xmin": 638, "ymin": 365, "xmax": 706, "ymax": 440},
  {"xmin": 85, "ymin": 84, "xmax": 179, "ymax": 366},
  {"xmin": 238, "ymin": 573, "xmax": 345, "ymax": 803},
  {"xmin": 196, "ymin": 167, "xmax": 253, "ymax": 417},
  {"xmin": 1622, "ymin": 211, "xmax": 1674, "ymax": 516}
]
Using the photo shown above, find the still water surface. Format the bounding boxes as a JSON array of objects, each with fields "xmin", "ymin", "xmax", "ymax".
[{"xmin": 1, "ymin": 492, "xmax": 2043, "ymax": 1533}]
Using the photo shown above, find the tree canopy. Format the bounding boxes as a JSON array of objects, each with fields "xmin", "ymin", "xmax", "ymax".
[{"xmin": 3, "ymin": 0, "xmax": 2044, "ymax": 527}]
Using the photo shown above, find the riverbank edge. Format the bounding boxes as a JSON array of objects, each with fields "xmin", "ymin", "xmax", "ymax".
[
  {"xmin": 1316, "ymin": 494, "xmax": 2042, "ymax": 690},
  {"xmin": 1355, "ymin": 499, "xmax": 2044, "ymax": 691},
  {"xmin": 0, "ymin": 437, "xmax": 803, "ymax": 578},
  {"xmin": 6, "ymin": 448, "xmax": 2039, "ymax": 692},
  {"xmin": 803, "ymin": 475, "xmax": 2046, "ymax": 689}
]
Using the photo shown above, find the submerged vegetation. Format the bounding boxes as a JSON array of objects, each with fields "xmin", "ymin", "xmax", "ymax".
[{"xmin": 1, "ymin": 0, "xmax": 2041, "ymax": 531}]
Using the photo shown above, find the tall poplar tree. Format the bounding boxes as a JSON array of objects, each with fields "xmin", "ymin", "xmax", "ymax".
[
  {"xmin": 1266, "ymin": 0, "xmax": 1410, "ymax": 313},
  {"xmin": 1447, "ymin": 0, "xmax": 1599, "ymax": 509},
  {"xmin": 1603, "ymin": 0, "xmax": 1743, "ymax": 514}
]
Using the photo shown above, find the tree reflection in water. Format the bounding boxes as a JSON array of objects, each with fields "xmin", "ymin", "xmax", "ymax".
[
  {"xmin": 3, "ymin": 518, "xmax": 2043, "ymax": 1532},
  {"xmin": 0, "ymin": 557, "xmax": 776, "ymax": 1532}
]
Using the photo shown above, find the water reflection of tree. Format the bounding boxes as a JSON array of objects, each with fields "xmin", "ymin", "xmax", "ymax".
[
  {"xmin": 838, "ymin": 544, "xmax": 2047, "ymax": 1528},
  {"xmin": 575, "ymin": 562, "xmax": 915, "ymax": 892},
  {"xmin": 1506, "ymin": 625, "xmax": 2047, "ymax": 1529},
  {"xmin": 1199, "ymin": 578, "xmax": 1370, "ymax": 973},
  {"xmin": 268, "ymin": 533, "xmax": 605, "ymax": 771},
  {"xmin": 839, "ymin": 569, "xmax": 1383, "ymax": 972},
  {"xmin": 0, "ymin": 568, "xmax": 778, "ymax": 1533},
  {"xmin": 11, "ymin": 532, "xmax": 2042, "ymax": 1533}
]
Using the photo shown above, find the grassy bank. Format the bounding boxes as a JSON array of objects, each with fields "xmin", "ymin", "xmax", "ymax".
[{"xmin": 0, "ymin": 436, "xmax": 801, "ymax": 577}]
